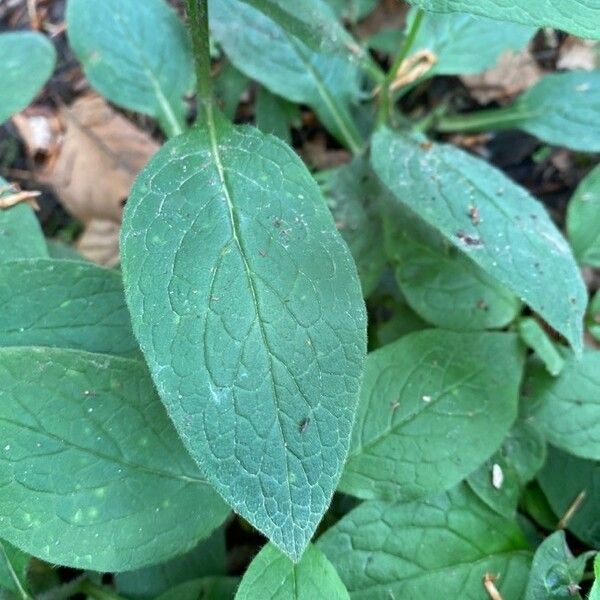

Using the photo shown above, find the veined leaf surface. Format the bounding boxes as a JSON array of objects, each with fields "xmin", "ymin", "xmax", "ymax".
[{"xmin": 121, "ymin": 115, "xmax": 367, "ymax": 561}]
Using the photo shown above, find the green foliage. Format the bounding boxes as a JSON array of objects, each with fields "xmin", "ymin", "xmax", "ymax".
[
  {"xmin": 339, "ymin": 330, "xmax": 524, "ymax": 501},
  {"xmin": 3, "ymin": 0, "xmax": 600, "ymax": 594},
  {"xmin": 236, "ymin": 544, "xmax": 350, "ymax": 599},
  {"xmin": 567, "ymin": 164, "xmax": 600, "ymax": 267},
  {"xmin": 318, "ymin": 487, "xmax": 532, "ymax": 599},
  {"xmin": 120, "ymin": 115, "xmax": 366, "ymax": 561},
  {"xmin": 0, "ymin": 347, "xmax": 228, "ymax": 571},
  {"xmin": 371, "ymin": 129, "xmax": 586, "ymax": 352},
  {"xmin": 67, "ymin": 0, "xmax": 194, "ymax": 137},
  {"xmin": 405, "ymin": 0, "xmax": 600, "ymax": 39},
  {"xmin": 525, "ymin": 531, "xmax": 594, "ymax": 600},
  {"xmin": 0, "ymin": 32, "xmax": 55, "ymax": 125}
]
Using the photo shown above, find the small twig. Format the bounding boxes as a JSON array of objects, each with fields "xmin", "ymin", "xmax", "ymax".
[
  {"xmin": 558, "ymin": 490, "xmax": 586, "ymax": 530},
  {"xmin": 483, "ymin": 573, "xmax": 504, "ymax": 600},
  {"xmin": 0, "ymin": 190, "xmax": 41, "ymax": 211},
  {"xmin": 27, "ymin": 0, "xmax": 41, "ymax": 29}
]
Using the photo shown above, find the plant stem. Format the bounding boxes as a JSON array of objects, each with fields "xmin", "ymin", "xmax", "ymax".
[
  {"xmin": 436, "ymin": 106, "xmax": 532, "ymax": 133},
  {"xmin": 377, "ymin": 8, "xmax": 424, "ymax": 126},
  {"xmin": 185, "ymin": 0, "xmax": 214, "ymax": 124}
]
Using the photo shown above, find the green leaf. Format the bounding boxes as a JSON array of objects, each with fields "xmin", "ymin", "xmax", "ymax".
[
  {"xmin": 339, "ymin": 330, "xmax": 524, "ymax": 501},
  {"xmin": 0, "ymin": 540, "xmax": 30, "ymax": 599},
  {"xmin": 525, "ymin": 349, "xmax": 600, "ymax": 460},
  {"xmin": 538, "ymin": 446, "xmax": 600, "ymax": 548},
  {"xmin": 236, "ymin": 543, "xmax": 349, "ymax": 599},
  {"xmin": 214, "ymin": 63, "xmax": 250, "ymax": 120},
  {"xmin": 256, "ymin": 87, "xmax": 300, "ymax": 145},
  {"xmin": 325, "ymin": 0, "xmax": 377, "ymax": 21},
  {"xmin": 521, "ymin": 482, "xmax": 559, "ymax": 531},
  {"xmin": 0, "ymin": 259, "xmax": 138, "ymax": 356},
  {"xmin": 318, "ymin": 486, "xmax": 532, "ymax": 599},
  {"xmin": 567, "ymin": 164, "xmax": 600, "ymax": 267},
  {"xmin": 370, "ymin": 129, "xmax": 586, "ymax": 353},
  {"xmin": 0, "ymin": 180, "xmax": 48, "ymax": 263},
  {"xmin": 519, "ymin": 318, "xmax": 565, "ymax": 376},
  {"xmin": 525, "ymin": 531, "xmax": 594, "ymax": 600},
  {"xmin": 440, "ymin": 72, "xmax": 600, "ymax": 153},
  {"xmin": 384, "ymin": 206, "xmax": 520, "ymax": 330},
  {"xmin": 588, "ymin": 291, "xmax": 600, "ymax": 343},
  {"xmin": 0, "ymin": 347, "xmax": 229, "ymax": 572},
  {"xmin": 209, "ymin": 0, "xmax": 364, "ymax": 152},
  {"xmin": 46, "ymin": 240, "xmax": 85, "ymax": 262},
  {"xmin": 115, "ymin": 528, "xmax": 226, "ymax": 599},
  {"xmin": 157, "ymin": 577, "xmax": 239, "ymax": 600},
  {"xmin": 237, "ymin": 0, "xmax": 360, "ymax": 57},
  {"xmin": 590, "ymin": 556, "xmax": 600, "ymax": 600},
  {"xmin": 121, "ymin": 116, "xmax": 367, "ymax": 561},
  {"xmin": 405, "ymin": 0, "xmax": 600, "ymax": 40},
  {"xmin": 0, "ymin": 32, "xmax": 55, "ymax": 125},
  {"xmin": 466, "ymin": 420, "xmax": 546, "ymax": 518},
  {"xmin": 320, "ymin": 158, "xmax": 386, "ymax": 297},
  {"xmin": 410, "ymin": 8, "xmax": 534, "ymax": 76},
  {"xmin": 66, "ymin": 0, "xmax": 194, "ymax": 137}
]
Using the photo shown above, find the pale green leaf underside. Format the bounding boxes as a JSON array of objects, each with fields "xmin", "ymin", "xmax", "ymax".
[
  {"xmin": 209, "ymin": 0, "xmax": 364, "ymax": 152},
  {"xmin": 236, "ymin": 544, "xmax": 350, "ymax": 599},
  {"xmin": 121, "ymin": 117, "xmax": 366, "ymax": 561},
  {"xmin": 384, "ymin": 207, "xmax": 520, "ymax": 330},
  {"xmin": 371, "ymin": 129, "xmax": 586, "ymax": 353},
  {"xmin": 0, "ymin": 347, "xmax": 228, "ymax": 572},
  {"xmin": 339, "ymin": 330, "xmax": 524, "ymax": 501},
  {"xmin": 567, "ymin": 164, "xmax": 600, "ymax": 267},
  {"xmin": 406, "ymin": 0, "xmax": 600, "ymax": 40},
  {"xmin": 318, "ymin": 487, "xmax": 532, "ymax": 599},
  {"xmin": 410, "ymin": 8, "xmax": 535, "ymax": 76},
  {"xmin": 0, "ymin": 259, "xmax": 138, "ymax": 356},
  {"xmin": 525, "ymin": 531, "xmax": 593, "ymax": 600},
  {"xmin": 66, "ymin": 0, "xmax": 194, "ymax": 137},
  {"xmin": 525, "ymin": 349, "xmax": 600, "ymax": 460},
  {"xmin": 538, "ymin": 446, "xmax": 600, "ymax": 548},
  {"xmin": 0, "ymin": 31, "xmax": 55, "ymax": 125},
  {"xmin": 0, "ymin": 179, "xmax": 48, "ymax": 263}
]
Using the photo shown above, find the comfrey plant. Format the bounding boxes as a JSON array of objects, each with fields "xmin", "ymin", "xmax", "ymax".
[{"xmin": 0, "ymin": 0, "xmax": 599, "ymax": 598}]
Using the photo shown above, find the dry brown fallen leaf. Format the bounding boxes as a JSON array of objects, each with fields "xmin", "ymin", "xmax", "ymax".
[
  {"xmin": 557, "ymin": 36, "xmax": 598, "ymax": 71},
  {"xmin": 13, "ymin": 93, "xmax": 158, "ymax": 265},
  {"xmin": 75, "ymin": 218, "xmax": 121, "ymax": 267},
  {"xmin": 461, "ymin": 49, "xmax": 543, "ymax": 105}
]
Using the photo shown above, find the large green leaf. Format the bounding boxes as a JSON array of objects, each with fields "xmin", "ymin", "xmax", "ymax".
[
  {"xmin": 567, "ymin": 164, "xmax": 600, "ymax": 267},
  {"xmin": 209, "ymin": 0, "xmax": 364, "ymax": 152},
  {"xmin": 405, "ymin": 0, "xmax": 600, "ymax": 40},
  {"xmin": 157, "ymin": 577, "xmax": 239, "ymax": 600},
  {"xmin": 409, "ymin": 8, "xmax": 534, "ymax": 76},
  {"xmin": 256, "ymin": 87, "xmax": 300, "ymax": 145},
  {"xmin": 318, "ymin": 487, "xmax": 532, "ymax": 599},
  {"xmin": 121, "ymin": 115, "xmax": 367, "ymax": 561},
  {"xmin": 466, "ymin": 420, "xmax": 546, "ymax": 518},
  {"xmin": 538, "ymin": 446, "xmax": 600, "ymax": 548},
  {"xmin": 439, "ymin": 72, "xmax": 600, "ymax": 153},
  {"xmin": 525, "ymin": 350, "xmax": 600, "ymax": 460},
  {"xmin": 0, "ymin": 540, "xmax": 30, "ymax": 599},
  {"xmin": 339, "ymin": 330, "xmax": 524, "ymax": 501},
  {"xmin": 525, "ymin": 531, "xmax": 593, "ymax": 600},
  {"xmin": 0, "ymin": 180, "xmax": 48, "ymax": 263},
  {"xmin": 115, "ymin": 528, "xmax": 226, "ymax": 599},
  {"xmin": 0, "ymin": 259, "xmax": 138, "ymax": 356},
  {"xmin": 66, "ymin": 0, "xmax": 194, "ymax": 137},
  {"xmin": 326, "ymin": 0, "xmax": 377, "ymax": 21},
  {"xmin": 0, "ymin": 347, "xmax": 229, "ymax": 571},
  {"xmin": 384, "ymin": 206, "xmax": 520, "ymax": 330},
  {"xmin": 236, "ymin": 543, "xmax": 349, "ymax": 599},
  {"xmin": 0, "ymin": 32, "xmax": 55, "ymax": 125},
  {"xmin": 320, "ymin": 158, "xmax": 386, "ymax": 297},
  {"xmin": 370, "ymin": 129, "xmax": 586, "ymax": 352}
]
